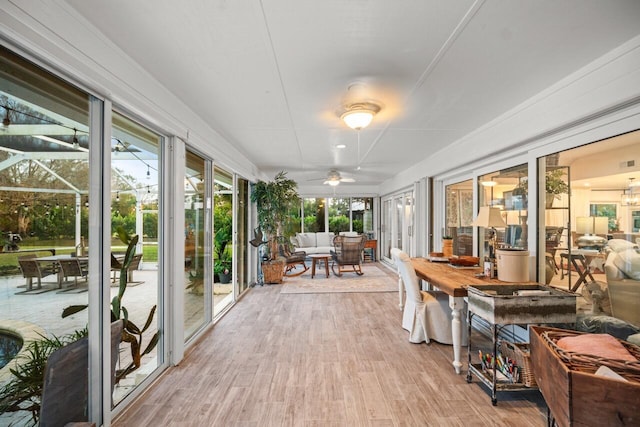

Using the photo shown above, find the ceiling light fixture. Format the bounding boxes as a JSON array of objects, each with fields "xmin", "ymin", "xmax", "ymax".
[
  {"xmin": 336, "ymin": 144, "xmax": 346, "ymax": 149},
  {"xmin": 340, "ymin": 102, "xmax": 381, "ymax": 130},
  {"xmin": 621, "ymin": 177, "xmax": 639, "ymax": 206},
  {"xmin": 322, "ymin": 169, "xmax": 355, "ymax": 186}
]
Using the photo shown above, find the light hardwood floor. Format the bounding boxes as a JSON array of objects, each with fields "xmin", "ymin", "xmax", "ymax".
[{"xmin": 114, "ymin": 267, "xmax": 548, "ymax": 426}]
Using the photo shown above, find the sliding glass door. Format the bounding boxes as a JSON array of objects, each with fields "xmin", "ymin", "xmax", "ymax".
[
  {"xmin": 0, "ymin": 47, "xmax": 92, "ymax": 426},
  {"xmin": 236, "ymin": 176, "xmax": 250, "ymax": 295},
  {"xmin": 381, "ymin": 190, "xmax": 415, "ymax": 262},
  {"xmin": 110, "ymin": 111, "xmax": 163, "ymax": 405},
  {"xmin": 184, "ymin": 150, "xmax": 208, "ymax": 340},
  {"xmin": 213, "ymin": 166, "xmax": 233, "ymax": 317}
]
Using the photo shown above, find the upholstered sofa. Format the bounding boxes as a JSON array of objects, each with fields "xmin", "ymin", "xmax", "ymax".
[
  {"xmin": 603, "ymin": 239, "xmax": 640, "ymax": 327},
  {"xmin": 291, "ymin": 231, "xmax": 360, "ymax": 255}
]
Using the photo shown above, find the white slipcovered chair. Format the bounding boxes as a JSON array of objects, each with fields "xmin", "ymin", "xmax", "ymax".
[{"xmin": 391, "ymin": 248, "xmax": 462, "ymax": 345}]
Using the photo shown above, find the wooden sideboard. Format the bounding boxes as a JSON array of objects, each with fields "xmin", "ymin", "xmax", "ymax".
[{"xmin": 364, "ymin": 239, "xmax": 377, "ymax": 262}]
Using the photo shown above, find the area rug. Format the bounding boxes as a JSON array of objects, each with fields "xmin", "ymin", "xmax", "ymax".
[{"xmin": 280, "ymin": 264, "xmax": 398, "ymax": 294}]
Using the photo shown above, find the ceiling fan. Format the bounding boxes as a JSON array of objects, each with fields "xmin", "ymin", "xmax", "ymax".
[{"xmin": 323, "ymin": 169, "xmax": 355, "ymax": 186}]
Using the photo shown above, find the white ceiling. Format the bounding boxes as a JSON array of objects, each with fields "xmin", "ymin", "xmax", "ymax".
[{"xmin": 64, "ymin": 0, "xmax": 640, "ymax": 190}]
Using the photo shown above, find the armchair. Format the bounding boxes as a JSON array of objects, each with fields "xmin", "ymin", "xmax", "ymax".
[
  {"xmin": 331, "ymin": 234, "xmax": 366, "ymax": 276},
  {"xmin": 278, "ymin": 237, "xmax": 308, "ymax": 277},
  {"xmin": 604, "ymin": 248, "xmax": 640, "ymax": 327}
]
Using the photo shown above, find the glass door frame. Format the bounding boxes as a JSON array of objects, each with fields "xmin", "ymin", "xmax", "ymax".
[{"xmin": 381, "ymin": 188, "xmax": 415, "ymax": 263}]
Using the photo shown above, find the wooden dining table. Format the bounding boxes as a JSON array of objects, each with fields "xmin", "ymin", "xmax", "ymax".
[{"xmin": 410, "ymin": 257, "xmax": 537, "ymax": 374}]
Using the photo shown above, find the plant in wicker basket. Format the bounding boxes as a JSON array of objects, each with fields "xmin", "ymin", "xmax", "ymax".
[{"xmin": 250, "ymin": 171, "xmax": 300, "ymax": 283}]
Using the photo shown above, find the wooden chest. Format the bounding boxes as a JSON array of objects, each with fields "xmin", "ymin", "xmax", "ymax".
[{"xmin": 529, "ymin": 326, "xmax": 640, "ymax": 427}]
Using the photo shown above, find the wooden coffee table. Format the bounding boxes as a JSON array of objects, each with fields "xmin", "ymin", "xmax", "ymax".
[{"xmin": 309, "ymin": 254, "xmax": 331, "ymax": 278}]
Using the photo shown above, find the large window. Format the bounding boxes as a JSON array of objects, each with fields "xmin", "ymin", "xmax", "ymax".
[
  {"xmin": 445, "ymin": 180, "xmax": 473, "ymax": 256},
  {"xmin": 352, "ymin": 197, "xmax": 374, "ymax": 235},
  {"xmin": 301, "ymin": 197, "xmax": 374, "ymax": 236},
  {"xmin": 302, "ymin": 198, "xmax": 325, "ymax": 232},
  {"xmin": 477, "ymin": 164, "xmax": 529, "ymax": 259},
  {"xmin": 328, "ymin": 198, "xmax": 350, "ymax": 233},
  {"xmin": 540, "ymin": 132, "xmax": 639, "ymax": 312}
]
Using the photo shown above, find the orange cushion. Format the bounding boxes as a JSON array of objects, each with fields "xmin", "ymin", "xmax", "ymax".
[{"xmin": 556, "ymin": 333, "xmax": 636, "ymax": 362}]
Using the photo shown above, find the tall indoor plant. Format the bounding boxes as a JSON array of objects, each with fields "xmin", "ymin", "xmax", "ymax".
[{"xmin": 250, "ymin": 171, "xmax": 300, "ymax": 282}]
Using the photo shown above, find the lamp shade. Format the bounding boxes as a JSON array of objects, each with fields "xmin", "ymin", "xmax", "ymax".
[
  {"xmin": 576, "ymin": 216, "xmax": 609, "ymax": 234},
  {"xmin": 594, "ymin": 217, "xmax": 608, "ymax": 234},
  {"xmin": 575, "ymin": 216, "xmax": 592, "ymax": 234},
  {"xmin": 504, "ymin": 210, "xmax": 520, "ymax": 226},
  {"xmin": 472, "ymin": 206, "xmax": 507, "ymax": 228}
]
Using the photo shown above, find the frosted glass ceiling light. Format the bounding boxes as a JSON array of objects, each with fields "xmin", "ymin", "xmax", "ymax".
[{"xmin": 341, "ymin": 102, "xmax": 380, "ymax": 130}]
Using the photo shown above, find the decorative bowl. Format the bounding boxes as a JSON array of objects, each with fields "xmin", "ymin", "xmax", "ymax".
[{"xmin": 449, "ymin": 256, "xmax": 480, "ymax": 267}]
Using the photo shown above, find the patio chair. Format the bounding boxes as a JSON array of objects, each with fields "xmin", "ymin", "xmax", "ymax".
[
  {"xmin": 18, "ymin": 256, "xmax": 57, "ymax": 290},
  {"xmin": 58, "ymin": 257, "xmax": 89, "ymax": 288},
  {"xmin": 112, "ymin": 253, "xmax": 143, "ymax": 284},
  {"xmin": 331, "ymin": 234, "xmax": 366, "ymax": 276},
  {"xmin": 278, "ymin": 237, "xmax": 308, "ymax": 277},
  {"xmin": 40, "ymin": 320, "xmax": 123, "ymax": 426},
  {"xmin": 110, "ymin": 253, "xmax": 123, "ymax": 283},
  {"xmin": 126, "ymin": 253, "xmax": 143, "ymax": 283}
]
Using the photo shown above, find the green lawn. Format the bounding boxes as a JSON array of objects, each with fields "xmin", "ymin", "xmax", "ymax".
[{"xmin": 0, "ymin": 241, "xmax": 158, "ymax": 276}]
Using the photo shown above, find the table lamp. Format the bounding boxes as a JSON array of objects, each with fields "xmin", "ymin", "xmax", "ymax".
[
  {"xmin": 472, "ymin": 206, "xmax": 507, "ymax": 260},
  {"xmin": 575, "ymin": 216, "xmax": 608, "ymax": 249}
]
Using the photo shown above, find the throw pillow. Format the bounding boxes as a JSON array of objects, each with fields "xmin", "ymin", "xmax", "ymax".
[
  {"xmin": 297, "ymin": 233, "xmax": 316, "ymax": 248},
  {"xmin": 339, "ymin": 231, "xmax": 359, "ymax": 237},
  {"xmin": 316, "ymin": 232, "xmax": 333, "ymax": 247},
  {"xmin": 607, "ymin": 239, "xmax": 637, "ymax": 253},
  {"xmin": 613, "ymin": 248, "xmax": 640, "ymax": 280}
]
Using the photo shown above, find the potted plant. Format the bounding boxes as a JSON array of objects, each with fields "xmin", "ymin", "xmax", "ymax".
[
  {"xmin": 250, "ymin": 171, "xmax": 300, "ymax": 284},
  {"xmin": 214, "ymin": 257, "xmax": 232, "ymax": 284},
  {"xmin": 512, "ymin": 169, "xmax": 568, "ymax": 209},
  {"xmin": 544, "ymin": 168, "xmax": 569, "ymax": 208}
]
